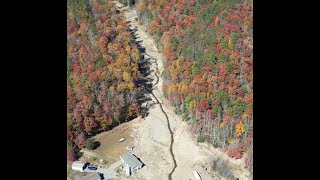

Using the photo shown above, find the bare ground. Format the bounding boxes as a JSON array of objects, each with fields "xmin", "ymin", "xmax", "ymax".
[{"xmin": 80, "ymin": 121, "xmax": 135, "ymax": 165}]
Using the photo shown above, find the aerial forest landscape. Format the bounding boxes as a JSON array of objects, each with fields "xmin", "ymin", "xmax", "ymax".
[{"xmin": 67, "ymin": 0, "xmax": 253, "ymax": 179}]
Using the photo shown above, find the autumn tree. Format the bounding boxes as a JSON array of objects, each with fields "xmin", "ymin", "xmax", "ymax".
[
  {"xmin": 67, "ymin": 0, "xmax": 142, "ymax": 160},
  {"xmin": 136, "ymin": 0, "xmax": 253, "ymax": 173}
]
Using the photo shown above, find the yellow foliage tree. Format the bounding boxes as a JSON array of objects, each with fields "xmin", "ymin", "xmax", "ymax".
[
  {"xmin": 147, "ymin": 3, "xmax": 154, "ymax": 11},
  {"xmin": 219, "ymin": 121, "xmax": 225, "ymax": 128},
  {"xmin": 123, "ymin": 71, "xmax": 131, "ymax": 82},
  {"xmin": 125, "ymin": 44, "xmax": 131, "ymax": 53},
  {"xmin": 228, "ymin": 37, "xmax": 234, "ymax": 49},
  {"xmin": 180, "ymin": 84, "xmax": 185, "ymax": 93},
  {"xmin": 127, "ymin": 82, "xmax": 134, "ymax": 90},
  {"xmin": 189, "ymin": 99, "xmax": 196, "ymax": 109},
  {"xmin": 97, "ymin": 90, "xmax": 106, "ymax": 104},
  {"xmin": 136, "ymin": 2, "xmax": 145, "ymax": 11},
  {"xmin": 109, "ymin": 85, "xmax": 115, "ymax": 92},
  {"xmin": 132, "ymin": 48, "xmax": 140, "ymax": 62},
  {"xmin": 236, "ymin": 121, "xmax": 245, "ymax": 137}
]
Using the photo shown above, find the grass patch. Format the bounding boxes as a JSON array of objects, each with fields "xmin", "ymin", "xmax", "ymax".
[{"xmin": 90, "ymin": 157, "xmax": 97, "ymax": 161}]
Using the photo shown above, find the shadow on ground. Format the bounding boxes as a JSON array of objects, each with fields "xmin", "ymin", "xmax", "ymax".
[{"xmin": 127, "ymin": 24, "xmax": 156, "ymax": 119}]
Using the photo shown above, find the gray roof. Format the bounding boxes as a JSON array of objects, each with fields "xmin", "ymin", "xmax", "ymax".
[
  {"xmin": 121, "ymin": 154, "xmax": 143, "ymax": 168},
  {"xmin": 127, "ymin": 145, "xmax": 134, "ymax": 149}
]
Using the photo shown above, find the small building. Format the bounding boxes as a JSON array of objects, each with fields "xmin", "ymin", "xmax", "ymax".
[
  {"xmin": 120, "ymin": 154, "xmax": 143, "ymax": 174},
  {"xmin": 74, "ymin": 172, "xmax": 103, "ymax": 180},
  {"xmin": 119, "ymin": 137, "xmax": 125, "ymax": 142},
  {"xmin": 72, "ymin": 161, "xmax": 89, "ymax": 172},
  {"xmin": 99, "ymin": 159, "xmax": 105, "ymax": 164},
  {"xmin": 126, "ymin": 144, "xmax": 134, "ymax": 151}
]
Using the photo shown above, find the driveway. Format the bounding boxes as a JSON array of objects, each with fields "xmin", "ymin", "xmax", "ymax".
[{"xmin": 96, "ymin": 160, "xmax": 123, "ymax": 179}]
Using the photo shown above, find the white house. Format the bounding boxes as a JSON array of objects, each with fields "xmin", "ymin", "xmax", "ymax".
[
  {"xmin": 120, "ymin": 154, "xmax": 143, "ymax": 175},
  {"xmin": 72, "ymin": 161, "xmax": 88, "ymax": 172}
]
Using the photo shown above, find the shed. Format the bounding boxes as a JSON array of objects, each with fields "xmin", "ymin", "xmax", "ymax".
[
  {"xmin": 120, "ymin": 154, "xmax": 143, "ymax": 172},
  {"xmin": 72, "ymin": 161, "xmax": 88, "ymax": 172},
  {"xmin": 126, "ymin": 144, "xmax": 134, "ymax": 151}
]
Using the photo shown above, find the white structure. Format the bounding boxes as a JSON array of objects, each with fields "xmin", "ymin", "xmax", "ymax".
[
  {"xmin": 120, "ymin": 154, "xmax": 143, "ymax": 174},
  {"xmin": 119, "ymin": 137, "xmax": 125, "ymax": 142},
  {"xmin": 192, "ymin": 171, "xmax": 202, "ymax": 180},
  {"xmin": 125, "ymin": 165, "xmax": 131, "ymax": 176},
  {"xmin": 99, "ymin": 159, "xmax": 105, "ymax": 164},
  {"xmin": 72, "ymin": 161, "xmax": 88, "ymax": 172},
  {"xmin": 126, "ymin": 144, "xmax": 134, "ymax": 151}
]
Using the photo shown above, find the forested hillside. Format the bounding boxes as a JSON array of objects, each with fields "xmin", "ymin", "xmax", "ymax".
[
  {"xmin": 135, "ymin": 0, "xmax": 253, "ymax": 172},
  {"xmin": 67, "ymin": 0, "xmax": 142, "ymax": 161}
]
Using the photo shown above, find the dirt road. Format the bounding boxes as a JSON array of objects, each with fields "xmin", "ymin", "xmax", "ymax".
[{"xmin": 113, "ymin": 1, "xmax": 252, "ymax": 180}]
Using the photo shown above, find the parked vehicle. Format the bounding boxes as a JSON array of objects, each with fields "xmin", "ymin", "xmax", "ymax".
[{"xmin": 87, "ymin": 166, "xmax": 97, "ymax": 170}]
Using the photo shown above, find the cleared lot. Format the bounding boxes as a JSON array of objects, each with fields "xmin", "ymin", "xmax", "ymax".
[{"xmin": 80, "ymin": 121, "xmax": 134, "ymax": 165}]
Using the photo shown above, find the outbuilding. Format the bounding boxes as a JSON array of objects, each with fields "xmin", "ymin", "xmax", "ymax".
[
  {"xmin": 72, "ymin": 161, "xmax": 89, "ymax": 172},
  {"xmin": 126, "ymin": 145, "xmax": 134, "ymax": 151}
]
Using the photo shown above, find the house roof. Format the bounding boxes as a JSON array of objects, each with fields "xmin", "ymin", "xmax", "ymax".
[
  {"xmin": 127, "ymin": 145, "xmax": 134, "ymax": 149},
  {"xmin": 121, "ymin": 154, "xmax": 143, "ymax": 168},
  {"xmin": 72, "ymin": 161, "xmax": 87, "ymax": 169}
]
